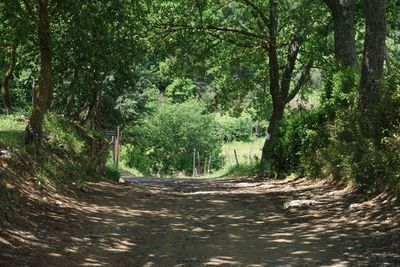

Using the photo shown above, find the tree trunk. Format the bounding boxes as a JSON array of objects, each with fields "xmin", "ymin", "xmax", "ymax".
[
  {"xmin": 359, "ymin": 0, "xmax": 386, "ymax": 113},
  {"xmin": 258, "ymin": 0, "xmax": 284, "ymax": 177},
  {"xmin": 25, "ymin": 0, "xmax": 53, "ymax": 145},
  {"xmin": 323, "ymin": 0, "xmax": 357, "ymax": 66},
  {"xmin": 259, "ymin": 103, "xmax": 284, "ymax": 176},
  {"xmin": 1, "ymin": 45, "xmax": 16, "ymax": 115}
]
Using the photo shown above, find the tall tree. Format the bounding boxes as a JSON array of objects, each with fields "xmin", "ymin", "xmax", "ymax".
[
  {"xmin": 359, "ymin": 0, "xmax": 386, "ymax": 114},
  {"xmin": 322, "ymin": 0, "xmax": 357, "ymax": 66},
  {"xmin": 24, "ymin": 0, "xmax": 53, "ymax": 144},
  {"xmin": 259, "ymin": 0, "xmax": 313, "ymax": 175},
  {"xmin": 50, "ymin": 0, "xmax": 146, "ymax": 129},
  {"xmin": 149, "ymin": 0, "xmax": 322, "ymax": 176}
]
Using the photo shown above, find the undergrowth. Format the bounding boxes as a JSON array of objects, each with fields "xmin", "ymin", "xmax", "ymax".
[{"xmin": 0, "ymin": 114, "xmax": 117, "ymax": 219}]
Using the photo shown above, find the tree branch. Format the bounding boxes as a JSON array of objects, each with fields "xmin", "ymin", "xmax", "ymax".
[
  {"xmin": 281, "ymin": 36, "xmax": 302, "ymax": 100},
  {"xmin": 158, "ymin": 23, "xmax": 268, "ymax": 41},
  {"xmin": 209, "ymin": 32, "xmax": 265, "ymax": 49},
  {"xmin": 22, "ymin": 0, "xmax": 38, "ymax": 25},
  {"xmin": 285, "ymin": 62, "xmax": 313, "ymax": 104},
  {"xmin": 237, "ymin": 0, "xmax": 268, "ymax": 27}
]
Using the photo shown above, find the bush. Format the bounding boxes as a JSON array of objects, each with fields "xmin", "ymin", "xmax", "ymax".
[
  {"xmin": 215, "ymin": 113, "xmax": 254, "ymax": 142},
  {"xmin": 271, "ymin": 67, "xmax": 400, "ymax": 191},
  {"xmin": 225, "ymin": 162, "xmax": 259, "ymax": 177},
  {"xmin": 165, "ymin": 78, "xmax": 198, "ymax": 103},
  {"xmin": 124, "ymin": 100, "xmax": 222, "ymax": 175}
]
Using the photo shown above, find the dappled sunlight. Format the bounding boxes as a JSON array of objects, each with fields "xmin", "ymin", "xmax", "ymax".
[
  {"xmin": 205, "ymin": 256, "xmax": 241, "ymax": 266},
  {"xmin": 1, "ymin": 177, "xmax": 399, "ymax": 266}
]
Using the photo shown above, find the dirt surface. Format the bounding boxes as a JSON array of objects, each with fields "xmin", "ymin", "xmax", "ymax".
[{"xmin": 1, "ymin": 176, "xmax": 400, "ymax": 267}]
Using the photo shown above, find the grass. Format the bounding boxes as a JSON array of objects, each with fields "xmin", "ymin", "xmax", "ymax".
[
  {"xmin": 0, "ymin": 114, "xmax": 26, "ymax": 148},
  {"xmin": 221, "ymin": 137, "xmax": 264, "ymax": 167},
  {"xmin": 201, "ymin": 137, "xmax": 265, "ymax": 178},
  {"xmin": 0, "ymin": 113, "xmax": 113, "ymax": 185},
  {"xmin": 116, "ymin": 138, "xmax": 266, "ymax": 179}
]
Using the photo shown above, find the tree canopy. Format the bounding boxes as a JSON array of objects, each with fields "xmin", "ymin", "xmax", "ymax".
[{"xmin": 1, "ymin": 0, "xmax": 399, "ymax": 188}]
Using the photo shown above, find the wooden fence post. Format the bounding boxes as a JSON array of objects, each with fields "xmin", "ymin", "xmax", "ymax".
[
  {"xmin": 193, "ymin": 148, "xmax": 196, "ymax": 178},
  {"xmin": 115, "ymin": 126, "xmax": 120, "ymax": 168},
  {"xmin": 234, "ymin": 149, "xmax": 239, "ymax": 166},
  {"xmin": 204, "ymin": 157, "xmax": 207, "ymax": 175},
  {"xmin": 208, "ymin": 156, "xmax": 212, "ymax": 174},
  {"xmin": 197, "ymin": 151, "xmax": 200, "ymax": 175}
]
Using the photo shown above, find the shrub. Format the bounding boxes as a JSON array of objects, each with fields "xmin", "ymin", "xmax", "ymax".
[
  {"xmin": 215, "ymin": 113, "xmax": 254, "ymax": 142},
  {"xmin": 165, "ymin": 78, "xmax": 198, "ymax": 103},
  {"xmin": 271, "ymin": 108, "xmax": 329, "ymax": 177},
  {"xmin": 225, "ymin": 161, "xmax": 259, "ymax": 177},
  {"xmin": 271, "ymin": 67, "xmax": 400, "ymax": 191},
  {"xmin": 124, "ymin": 100, "xmax": 222, "ymax": 175}
]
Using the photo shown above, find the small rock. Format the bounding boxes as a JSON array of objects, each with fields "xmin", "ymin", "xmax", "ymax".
[
  {"xmin": 55, "ymin": 200, "xmax": 63, "ymax": 207},
  {"xmin": 119, "ymin": 177, "xmax": 127, "ymax": 184},
  {"xmin": 283, "ymin": 199, "xmax": 318, "ymax": 209}
]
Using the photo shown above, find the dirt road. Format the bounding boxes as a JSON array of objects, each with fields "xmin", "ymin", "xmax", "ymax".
[{"xmin": 1, "ymin": 176, "xmax": 399, "ymax": 266}]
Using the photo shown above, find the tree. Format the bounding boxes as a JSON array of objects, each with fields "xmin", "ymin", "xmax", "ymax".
[
  {"xmin": 322, "ymin": 0, "xmax": 357, "ymax": 66},
  {"xmin": 50, "ymin": 1, "xmax": 147, "ymax": 129},
  {"xmin": 148, "ymin": 0, "xmax": 325, "ymax": 176},
  {"xmin": 23, "ymin": 0, "xmax": 53, "ymax": 145},
  {"xmin": 0, "ymin": 0, "xmax": 29, "ymax": 115},
  {"xmin": 125, "ymin": 100, "xmax": 222, "ymax": 175},
  {"xmin": 359, "ymin": 0, "xmax": 386, "ymax": 114}
]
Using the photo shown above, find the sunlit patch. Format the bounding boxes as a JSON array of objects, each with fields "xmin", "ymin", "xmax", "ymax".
[
  {"xmin": 228, "ymin": 233, "xmax": 240, "ymax": 239},
  {"xmin": 192, "ymin": 227, "xmax": 206, "ymax": 232},
  {"xmin": 205, "ymin": 256, "xmax": 240, "ymax": 265},
  {"xmin": 5, "ymin": 230, "xmax": 48, "ymax": 248},
  {"xmin": 290, "ymin": 250, "xmax": 309, "ymax": 255},
  {"xmin": 217, "ymin": 215, "xmax": 245, "ymax": 220},
  {"xmin": 81, "ymin": 257, "xmax": 103, "ymax": 267},
  {"xmin": 101, "ymin": 239, "xmax": 136, "ymax": 252},
  {"xmin": 47, "ymin": 252, "xmax": 62, "ymax": 257},
  {"xmin": 272, "ymin": 238, "xmax": 293, "ymax": 243},
  {"xmin": 0, "ymin": 236, "xmax": 12, "ymax": 245},
  {"xmin": 64, "ymin": 246, "xmax": 80, "ymax": 253},
  {"xmin": 270, "ymin": 233, "xmax": 294, "ymax": 237},
  {"xmin": 209, "ymin": 200, "xmax": 227, "ymax": 204}
]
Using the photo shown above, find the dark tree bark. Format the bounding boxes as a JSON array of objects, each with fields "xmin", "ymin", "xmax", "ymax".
[
  {"xmin": 25, "ymin": 0, "xmax": 53, "ymax": 145},
  {"xmin": 359, "ymin": 0, "xmax": 386, "ymax": 113},
  {"xmin": 1, "ymin": 45, "xmax": 16, "ymax": 115},
  {"xmin": 322, "ymin": 0, "xmax": 357, "ymax": 66}
]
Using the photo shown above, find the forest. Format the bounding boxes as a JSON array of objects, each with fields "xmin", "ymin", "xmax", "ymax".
[{"xmin": 1, "ymin": 1, "xmax": 400, "ymax": 266}]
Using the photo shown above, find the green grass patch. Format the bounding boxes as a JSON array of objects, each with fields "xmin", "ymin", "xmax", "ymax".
[
  {"xmin": 199, "ymin": 137, "xmax": 264, "ymax": 178},
  {"xmin": 221, "ymin": 137, "xmax": 264, "ymax": 168},
  {"xmin": 0, "ymin": 114, "xmax": 26, "ymax": 148},
  {"xmin": 225, "ymin": 161, "xmax": 259, "ymax": 177}
]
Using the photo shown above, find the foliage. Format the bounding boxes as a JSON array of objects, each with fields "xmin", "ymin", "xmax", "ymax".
[
  {"xmin": 271, "ymin": 67, "xmax": 400, "ymax": 190},
  {"xmin": 124, "ymin": 100, "xmax": 222, "ymax": 175},
  {"xmin": 165, "ymin": 77, "xmax": 198, "ymax": 103},
  {"xmin": 224, "ymin": 161, "xmax": 259, "ymax": 178},
  {"xmin": 0, "ymin": 114, "xmax": 26, "ymax": 147},
  {"xmin": 215, "ymin": 113, "xmax": 255, "ymax": 142}
]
